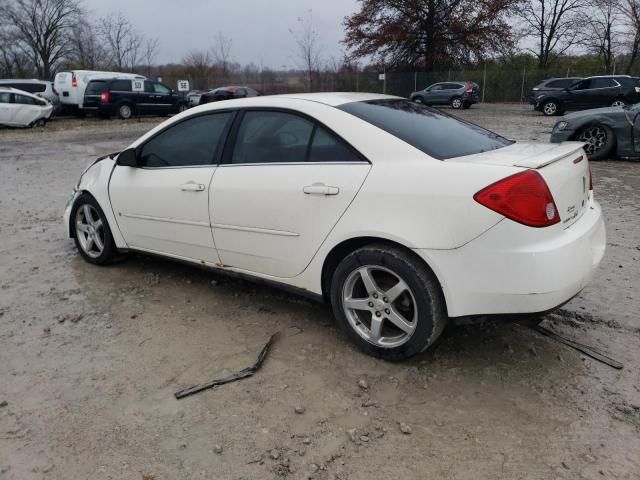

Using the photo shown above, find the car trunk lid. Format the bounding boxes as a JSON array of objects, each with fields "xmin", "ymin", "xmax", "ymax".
[{"xmin": 450, "ymin": 142, "xmax": 591, "ymax": 229}]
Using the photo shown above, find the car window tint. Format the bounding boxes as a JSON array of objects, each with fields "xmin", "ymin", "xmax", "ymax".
[
  {"xmin": 591, "ymin": 78, "xmax": 617, "ymax": 88},
  {"xmin": 86, "ymin": 81, "xmax": 107, "ymax": 95},
  {"xmin": 445, "ymin": 83, "xmax": 462, "ymax": 90},
  {"xmin": 338, "ymin": 99, "xmax": 512, "ymax": 160},
  {"xmin": 14, "ymin": 94, "xmax": 37, "ymax": 105},
  {"xmin": 231, "ymin": 111, "xmax": 314, "ymax": 164},
  {"xmin": 571, "ymin": 79, "xmax": 592, "ymax": 90},
  {"xmin": 308, "ymin": 127, "xmax": 362, "ymax": 163},
  {"xmin": 234, "ymin": 88, "xmax": 247, "ymax": 97},
  {"xmin": 111, "ymin": 80, "xmax": 132, "ymax": 91},
  {"xmin": 428, "ymin": 84, "xmax": 443, "ymax": 91},
  {"xmin": 547, "ymin": 80, "xmax": 568, "ymax": 88},
  {"xmin": 153, "ymin": 83, "xmax": 171, "ymax": 95},
  {"xmin": 0, "ymin": 92, "xmax": 11, "ymax": 103},
  {"xmin": 139, "ymin": 113, "xmax": 233, "ymax": 167},
  {"xmin": 144, "ymin": 81, "xmax": 155, "ymax": 93}
]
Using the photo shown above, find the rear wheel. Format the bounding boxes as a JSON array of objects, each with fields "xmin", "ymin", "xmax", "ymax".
[
  {"xmin": 71, "ymin": 194, "xmax": 119, "ymax": 265},
  {"xmin": 412, "ymin": 96, "xmax": 424, "ymax": 104},
  {"xmin": 451, "ymin": 96, "xmax": 463, "ymax": 109},
  {"xmin": 118, "ymin": 103, "xmax": 133, "ymax": 120},
  {"xmin": 576, "ymin": 124, "xmax": 615, "ymax": 160},
  {"xmin": 542, "ymin": 100, "xmax": 560, "ymax": 116},
  {"xmin": 330, "ymin": 244, "xmax": 447, "ymax": 361},
  {"xmin": 611, "ymin": 99, "xmax": 628, "ymax": 107}
]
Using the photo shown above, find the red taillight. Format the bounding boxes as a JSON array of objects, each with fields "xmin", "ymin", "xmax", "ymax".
[
  {"xmin": 72, "ymin": 73, "xmax": 77, "ymax": 87},
  {"xmin": 589, "ymin": 165, "xmax": 593, "ymax": 190},
  {"xmin": 474, "ymin": 170, "xmax": 560, "ymax": 228},
  {"xmin": 100, "ymin": 91, "xmax": 109, "ymax": 103},
  {"xmin": 466, "ymin": 82, "xmax": 473, "ymax": 93}
]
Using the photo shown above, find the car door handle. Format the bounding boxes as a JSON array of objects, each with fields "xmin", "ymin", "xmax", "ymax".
[
  {"xmin": 303, "ymin": 183, "xmax": 339, "ymax": 195},
  {"xmin": 180, "ymin": 183, "xmax": 205, "ymax": 192}
]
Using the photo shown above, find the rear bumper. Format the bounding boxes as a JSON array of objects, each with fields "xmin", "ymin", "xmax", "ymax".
[{"xmin": 416, "ymin": 200, "xmax": 606, "ymax": 317}]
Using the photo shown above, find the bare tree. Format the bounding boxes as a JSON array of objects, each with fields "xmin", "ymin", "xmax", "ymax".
[
  {"xmin": 290, "ymin": 10, "xmax": 322, "ymax": 92},
  {"xmin": 2, "ymin": 0, "xmax": 82, "ymax": 79},
  {"xmin": 143, "ymin": 37, "xmax": 160, "ymax": 78},
  {"xmin": 580, "ymin": 0, "xmax": 623, "ymax": 73},
  {"xmin": 621, "ymin": 0, "xmax": 640, "ymax": 72},
  {"xmin": 517, "ymin": 0, "xmax": 587, "ymax": 69},
  {"xmin": 182, "ymin": 50, "xmax": 212, "ymax": 89},
  {"xmin": 99, "ymin": 12, "xmax": 143, "ymax": 72},
  {"xmin": 211, "ymin": 32, "xmax": 233, "ymax": 76},
  {"xmin": 69, "ymin": 18, "xmax": 107, "ymax": 70}
]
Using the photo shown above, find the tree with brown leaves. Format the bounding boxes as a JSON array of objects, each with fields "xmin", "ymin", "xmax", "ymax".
[{"xmin": 343, "ymin": 0, "xmax": 517, "ymax": 70}]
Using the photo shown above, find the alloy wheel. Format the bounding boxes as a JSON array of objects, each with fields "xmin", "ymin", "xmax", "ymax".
[
  {"xmin": 452, "ymin": 98, "xmax": 462, "ymax": 109},
  {"xmin": 119, "ymin": 105, "xmax": 132, "ymax": 119},
  {"xmin": 75, "ymin": 204, "xmax": 105, "ymax": 259},
  {"xmin": 611, "ymin": 100, "xmax": 626, "ymax": 107},
  {"xmin": 342, "ymin": 265, "xmax": 417, "ymax": 348},
  {"xmin": 543, "ymin": 102, "xmax": 557, "ymax": 115},
  {"xmin": 578, "ymin": 126, "xmax": 607, "ymax": 156}
]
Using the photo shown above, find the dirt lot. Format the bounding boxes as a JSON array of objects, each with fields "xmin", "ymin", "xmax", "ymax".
[{"xmin": 0, "ymin": 104, "xmax": 639, "ymax": 480}]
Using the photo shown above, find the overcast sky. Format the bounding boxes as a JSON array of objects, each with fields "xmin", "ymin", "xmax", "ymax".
[{"xmin": 82, "ymin": 0, "xmax": 361, "ymax": 68}]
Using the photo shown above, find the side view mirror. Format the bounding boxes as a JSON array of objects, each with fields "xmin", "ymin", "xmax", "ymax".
[{"xmin": 116, "ymin": 148, "xmax": 138, "ymax": 167}]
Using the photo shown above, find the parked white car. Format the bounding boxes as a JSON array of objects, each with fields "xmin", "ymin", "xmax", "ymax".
[
  {"xmin": 0, "ymin": 79, "xmax": 60, "ymax": 112},
  {"xmin": 63, "ymin": 93, "xmax": 606, "ymax": 360},
  {"xmin": 0, "ymin": 87, "xmax": 53, "ymax": 127},
  {"xmin": 54, "ymin": 70, "xmax": 145, "ymax": 113}
]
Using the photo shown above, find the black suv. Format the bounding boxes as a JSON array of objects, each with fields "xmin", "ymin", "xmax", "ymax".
[
  {"xmin": 83, "ymin": 78, "xmax": 188, "ymax": 119},
  {"xmin": 528, "ymin": 77, "xmax": 582, "ymax": 106},
  {"xmin": 534, "ymin": 75, "xmax": 640, "ymax": 116}
]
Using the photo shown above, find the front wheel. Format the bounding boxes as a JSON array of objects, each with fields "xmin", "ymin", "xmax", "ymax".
[
  {"xmin": 611, "ymin": 99, "xmax": 628, "ymax": 107},
  {"xmin": 177, "ymin": 103, "xmax": 188, "ymax": 113},
  {"xmin": 576, "ymin": 124, "xmax": 615, "ymax": 160},
  {"xmin": 412, "ymin": 96, "xmax": 424, "ymax": 104},
  {"xmin": 330, "ymin": 245, "xmax": 447, "ymax": 361},
  {"xmin": 451, "ymin": 96, "xmax": 462, "ymax": 109},
  {"xmin": 71, "ymin": 194, "xmax": 119, "ymax": 265}
]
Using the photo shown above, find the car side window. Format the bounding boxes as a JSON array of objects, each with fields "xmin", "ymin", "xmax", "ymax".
[
  {"xmin": 234, "ymin": 88, "xmax": 247, "ymax": 97},
  {"xmin": 571, "ymin": 79, "xmax": 592, "ymax": 90},
  {"xmin": 144, "ymin": 81, "xmax": 155, "ymax": 93},
  {"xmin": 427, "ymin": 84, "xmax": 443, "ymax": 91},
  {"xmin": 591, "ymin": 78, "xmax": 617, "ymax": 89},
  {"xmin": 153, "ymin": 83, "xmax": 171, "ymax": 95},
  {"xmin": 0, "ymin": 92, "xmax": 11, "ymax": 103},
  {"xmin": 111, "ymin": 80, "xmax": 132, "ymax": 91},
  {"xmin": 230, "ymin": 111, "xmax": 314, "ymax": 164},
  {"xmin": 14, "ymin": 94, "xmax": 37, "ymax": 105},
  {"xmin": 138, "ymin": 112, "xmax": 233, "ymax": 168},
  {"xmin": 308, "ymin": 127, "xmax": 362, "ymax": 163}
]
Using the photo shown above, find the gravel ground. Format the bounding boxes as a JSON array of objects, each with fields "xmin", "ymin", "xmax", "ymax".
[{"xmin": 0, "ymin": 104, "xmax": 639, "ymax": 480}]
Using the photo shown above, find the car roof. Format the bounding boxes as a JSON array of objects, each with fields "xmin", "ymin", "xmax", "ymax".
[
  {"xmin": 264, "ymin": 92, "xmax": 400, "ymax": 106},
  {"xmin": 0, "ymin": 79, "xmax": 49, "ymax": 84},
  {"xmin": 0, "ymin": 86, "xmax": 45, "ymax": 99}
]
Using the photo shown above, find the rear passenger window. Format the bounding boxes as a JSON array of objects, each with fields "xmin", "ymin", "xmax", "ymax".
[
  {"xmin": 14, "ymin": 94, "xmax": 37, "ymax": 105},
  {"xmin": 308, "ymin": 127, "xmax": 362, "ymax": 163},
  {"xmin": 0, "ymin": 93, "xmax": 11, "ymax": 103},
  {"xmin": 111, "ymin": 80, "xmax": 132, "ymax": 91},
  {"xmin": 231, "ymin": 111, "xmax": 314, "ymax": 164},
  {"xmin": 591, "ymin": 78, "xmax": 617, "ymax": 88},
  {"xmin": 139, "ymin": 113, "xmax": 233, "ymax": 167}
]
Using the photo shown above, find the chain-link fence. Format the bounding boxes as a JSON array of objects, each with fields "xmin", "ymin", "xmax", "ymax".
[{"xmin": 159, "ymin": 66, "xmax": 633, "ymax": 103}]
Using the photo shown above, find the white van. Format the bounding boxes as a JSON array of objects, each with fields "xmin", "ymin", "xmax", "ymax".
[{"xmin": 54, "ymin": 70, "xmax": 146, "ymax": 112}]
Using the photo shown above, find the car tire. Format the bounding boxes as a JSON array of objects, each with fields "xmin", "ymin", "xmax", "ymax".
[
  {"xmin": 71, "ymin": 193, "xmax": 119, "ymax": 266},
  {"xmin": 177, "ymin": 103, "xmax": 188, "ymax": 113},
  {"xmin": 118, "ymin": 103, "xmax": 133, "ymax": 120},
  {"xmin": 611, "ymin": 99, "xmax": 628, "ymax": 107},
  {"xmin": 576, "ymin": 124, "xmax": 615, "ymax": 161},
  {"xmin": 412, "ymin": 96, "xmax": 424, "ymax": 104},
  {"xmin": 542, "ymin": 100, "xmax": 560, "ymax": 116},
  {"xmin": 450, "ymin": 96, "xmax": 463, "ymax": 109},
  {"xmin": 32, "ymin": 118, "xmax": 47, "ymax": 128},
  {"xmin": 330, "ymin": 244, "xmax": 447, "ymax": 361}
]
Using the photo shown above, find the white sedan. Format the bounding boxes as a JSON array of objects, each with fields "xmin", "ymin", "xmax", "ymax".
[
  {"xmin": 63, "ymin": 93, "xmax": 605, "ymax": 360},
  {"xmin": 0, "ymin": 87, "xmax": 53, "ymax": 127}
]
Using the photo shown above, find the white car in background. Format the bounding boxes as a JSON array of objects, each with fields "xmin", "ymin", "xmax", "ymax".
[
  {"xmin": 0, "ymin": 79, "xmax": 60, "ymax": 112},
  {"xmin": 0, "ymin": 87, "xmax": 53, "ymax": 127},
  {"xmin": 54, "ymin": 70, "xmax": 146, "ymax": 113},
  {"xmin": 63, "ymin": 93, "xmax": 606, "ymax": 360}
]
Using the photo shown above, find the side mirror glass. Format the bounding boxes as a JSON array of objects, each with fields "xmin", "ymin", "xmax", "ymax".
[{"xmin": 117, "ymin": 148, "xmax": 138, "ymax": 167}]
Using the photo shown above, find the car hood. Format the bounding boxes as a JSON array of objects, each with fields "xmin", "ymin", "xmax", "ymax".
[{"xmin": 563, "ymin": 106, "xmax": 626, "ymax": 120}]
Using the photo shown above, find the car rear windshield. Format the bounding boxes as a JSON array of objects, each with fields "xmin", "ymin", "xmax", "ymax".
[
  {"xmin": 85, "ymin": 80, "xmax": 107, "ymax": 95},
  {"xmin": 337, "ymin": 99, "xmax": 512, "ymax": 160}
]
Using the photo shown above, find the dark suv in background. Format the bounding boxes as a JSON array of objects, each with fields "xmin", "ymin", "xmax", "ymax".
[
  {"xmin": 534, "ymin": 75, "xmax": 640, "ymax": 116},
  {"xmin": 528, "ymin": 77, "xmax": 582, "ymax": 106},
  {"xmin": 410, "ymin": 82, "xmax": 480, "ymax": 109},
  {"xmin": 83, "ymin": 78, "xmax": 188, "ymax": 119},
  {"xmin": 199, "ymin": 86, "xmax": 260, "ymax": 105}
]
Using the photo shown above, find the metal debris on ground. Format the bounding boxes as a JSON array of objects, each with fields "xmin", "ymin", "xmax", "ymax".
[
  {"xmin": 174, "ymin": 333, "xmax": 279, "ymax": 399},
  {"xmin": 531, "ymin": 325, "xmax": 624, "ymax": 370}
]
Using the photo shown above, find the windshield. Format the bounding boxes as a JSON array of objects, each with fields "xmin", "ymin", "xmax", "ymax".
[
  {"xmin": 85, "ymin": 80, "xmax": 107, "ymax": 95},
  {"xmin": 338, "ymin": 99, "xmax": 512, "ymax": 160}
]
